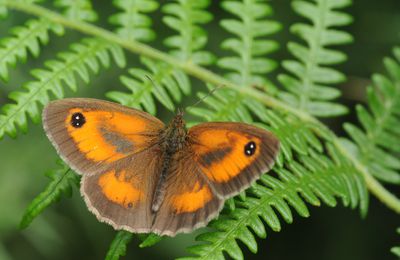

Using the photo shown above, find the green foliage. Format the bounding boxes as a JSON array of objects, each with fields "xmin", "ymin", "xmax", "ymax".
[
  {"xmin": 0, "ymin": 0, "xmax": 398, "ymax": 259},
  {"xmin": 188, "ymin": 0, "xmax": 280, "ymax": 123},
  {"xmin": 163, "ymin": 0, "xmax": 214, "ymax": 65},
  {"xmin": 105, "ymin": 231, "xmax": 133, "ymax": 260},
  {"xmin": 0, "ymin": 18, "xmax": 64, "ymax": 81},
  {"xmin": 109, "ymin": 0, "xmax": 159, "ymax": 42},
  {"xmin": 184, "ymin": 147, "xmax": 366, "ymax": 260},
  {"xmin": 343, "ymin": 47, "xmax": 400, "ymax": 184},
  {"xmin": 0, "ymin": 38, "xmax": 125, "ymax": 139},
  {"xmin": 278, "ymin": 0, "xmax": 352, "ymax": 117},
  {"xmin": 219, "ymin": 0, "xmax": 280, "ymax": 86},
  {"xmin": 391, "ymin": 227, "xmax": 400, "ymax": 257},
  {"xmin": 55, "ymin": 0, "xmax": 98, "ymax": 22},
  {"xmin": 19, "ymin": 161, "xmax": 79, "ymax": 229},
  {"xmin": 0, "ymin": 0, "xmax": 42, "ymax": 18},
  {"xmin": 107, "ymin": 57, "xmax": 190, "ymax": 114},
  {"xmin": 138, "ymin": 233, "xmax": 163, "ymax": 248}
]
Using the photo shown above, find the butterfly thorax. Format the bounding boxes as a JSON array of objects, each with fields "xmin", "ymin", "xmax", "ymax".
[
  {"xmin": 160, "ymin": 112, "xmax": 188, "ymax": 154},
  {"xmin": 151, "ymin": 112, "xmax": 188, "ymax": 213}
]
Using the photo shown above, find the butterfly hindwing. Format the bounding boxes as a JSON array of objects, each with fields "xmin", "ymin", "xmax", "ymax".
[
  {"xmin": 151, "ymin": 151, "xmax": 223, "ymax": 236},
  {"xmin": 188, "ymin": 122, "xmax": 279, "ymax": 198},
  {"xmin": 81, "ymin": 146, "xmax": 162, "ymax": 233}
]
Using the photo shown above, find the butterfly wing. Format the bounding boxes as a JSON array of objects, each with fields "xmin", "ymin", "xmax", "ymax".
[
  {"xmin": 151, "ymin": 150, "xmax": 223, "ymax": 236},
  {"xmin": 43, "ymin": 98, "xmax": 164, "ymax": 176},
  {"xmin": 188, "ymin": 122, "xmax": 279, "ymax": 198},
  {"xmin": 81, "ymin": 146, "xmax": 162, "ymax": 233}
]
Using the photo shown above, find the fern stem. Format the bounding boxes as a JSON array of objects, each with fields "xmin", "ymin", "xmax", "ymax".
[{"xmin": 5, "ymin": 0, "xmax": 400, "ymax": 214}]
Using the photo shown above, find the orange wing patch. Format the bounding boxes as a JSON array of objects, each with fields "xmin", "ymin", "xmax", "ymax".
[
  {"xmin": 194, "ymin": 130, "xmax": 261, "ymax": 183},
  {"xmin": 98, "ymin": 170, "xmax": 143, "ymax": 208},
  {"xmin": 66, "ymin": 108, "xmax": 153, "ymax": 163},
  {"xmin": 172, "ymin": 181, "xmax": 213, "ymax": 213}
]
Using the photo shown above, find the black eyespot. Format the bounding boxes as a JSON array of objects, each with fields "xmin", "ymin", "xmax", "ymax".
[
  {"xmin": 244, "ymin": 141, "xmax": 256, "ymax": 156},
  {"xmin": 71, "ymin": 112, "xmax": 86, "ymax": 128}
]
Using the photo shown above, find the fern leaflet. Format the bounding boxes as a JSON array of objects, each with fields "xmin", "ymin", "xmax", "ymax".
[
  {"xmin": 19, "ymin": 161, "xmax": 79, "ymax": 229},
  {"xmin": 0, "ymin": 38, "xmax": 125, "ymax": 139},
  {"xmin": 278, "ymin": 0, "xmax": 352, "ymax": 117},
  {"xmin": 105, "ymin": 230, "xmax": 134, "ymax": 260},
  {"xmin": 54, "ymin": 0, "xmax": 98, "ymax": 22},
  {"xmin": 163, "ymin": 0, "xmax": 214, "ymax": 65},
  {"xmin": 109, "ymin": 0, "xmax": 158, "ymax": 42},
  {"xmin": 0, "ymin": 18, "xmax": 64, "ymax": 82}
]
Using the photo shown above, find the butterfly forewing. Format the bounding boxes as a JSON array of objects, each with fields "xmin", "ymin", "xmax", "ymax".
[{"xmin": 43, "ymin": 98, "xmax": 164, "ymax": 176}]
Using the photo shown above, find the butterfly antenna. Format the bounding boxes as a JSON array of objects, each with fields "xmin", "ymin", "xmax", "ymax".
[{"xmin": 185, "ymin": 85, "xmax": 223, "ymax": 112}]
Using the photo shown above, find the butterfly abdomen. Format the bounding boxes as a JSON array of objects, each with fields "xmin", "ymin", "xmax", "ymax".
[{"xmin": 151, "ymin": 114, "xmax": 188, "ymax": 213}]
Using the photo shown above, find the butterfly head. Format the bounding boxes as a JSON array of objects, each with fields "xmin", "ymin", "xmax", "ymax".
[{"xmin": 171, "ymin": 109, "xmax": 186, "ymax": 129}]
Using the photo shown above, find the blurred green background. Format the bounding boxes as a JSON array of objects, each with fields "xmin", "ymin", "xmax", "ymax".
[{"xmin": 0, "ymin": 1, "xmax": 399, "ymax": 259}]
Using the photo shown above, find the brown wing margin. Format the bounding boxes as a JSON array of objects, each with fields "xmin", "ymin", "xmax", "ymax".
[{"xmin": 188, "ymin": 122, "xmax": 280, "ymax": 198}]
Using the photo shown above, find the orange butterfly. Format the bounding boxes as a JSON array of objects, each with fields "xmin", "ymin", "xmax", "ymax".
[{"xmin": 43, "ymin": 98, "xmax": 279, "ymax": 236}]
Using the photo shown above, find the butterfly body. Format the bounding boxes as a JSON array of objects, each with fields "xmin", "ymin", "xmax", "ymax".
[{"xmin": 43, "ymin": 98, "xmax": 279, "ymax": 236}]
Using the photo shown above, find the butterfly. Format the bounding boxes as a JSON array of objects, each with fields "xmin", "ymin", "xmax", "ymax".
[{"xmin": 42, "ymin": 98, "xmax": 279, "ymax": 236}]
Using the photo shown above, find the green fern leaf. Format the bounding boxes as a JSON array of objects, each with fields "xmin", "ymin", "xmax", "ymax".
[
  {"xmin": 343, "ymin": 47, "xmax": 400, "ymax": 184},
  {"xmin": 105, "ymin": 231, "xmax": 134, "ymax": 260},
  {"xmin": 0, "ymin": 18, "xmax": 64, "ymax": 81},
  {"xmin": 109, "ymin": 0, "xmax": 159, "ymax": 42},
  {"xmin": 107, "ymin": 57, "xmax": 189, "ymax": 115},
  {"xmin": 163, "ymin": 0, "xmax": 214, "ymax": 65},
  {"xmin": 19, "ymin": 161, "xmax": 79, "ymax": 229},
  {"xmin": 54, "ymin": 0, "xmax": 98, "ymax": 22},
  {"xmin": 138, "ymin": 233, "xmax": 163, "ymax": 248},
  {"xmin": 0, "ymin": 38, "xmax": 125, "ymax": 139},
  {"xmin": 278, "ymin": 0, "xmax": 352, "ymax": 117}
]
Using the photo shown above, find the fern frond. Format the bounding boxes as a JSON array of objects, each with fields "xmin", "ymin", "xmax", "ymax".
[
  {"xmin": 278, "ymin": 0, "xmax": 352, "ymax": 117},
  {"xmin": 19, "ymin": 161, "xmax": 79, "ymax": 229},
  {"xmin": 109, "ymin": 0, "xmax": 158, "ymax": 42},
  {"xmin": 0, "ymin": 18, "xmax": 64, "ymax": 82},
  {"xmin": 219, "ymin": 0, "xmax": 280, "ymax": 86},
  {"xmin": 163, "ymin": 0, "xmax": 214, "ymax": 65},
  {"xmin": 391, "ymin": 227, "xmax": 400, "ymax": 257},
  {"xmin": 107, "ymin": 57, "xmax": 189, "ymax": 115},
  {"xmin": 0, "ymin": 38, "xmax": 125, "ymax": 139},
  {"xmin": 105, "ymin": 231, "xmax": 134, "ymax": 260},
  {"xmin": 183, "ymin": 146, "xmax": 366, "ymax": 259},
  {"xmin": 54, "ymin": 0, "xmax": 98, "ymax": 22},
  {"xmin": 343, "ymin": 47, "xmax": 400, "ymax": 184}
]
